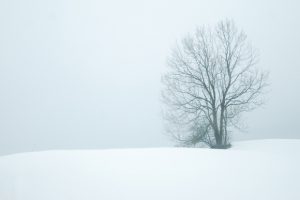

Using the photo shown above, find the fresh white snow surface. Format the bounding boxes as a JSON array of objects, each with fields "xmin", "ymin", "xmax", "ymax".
[{"xmin": 0, "ymin": 139, "xmax": 299, "ymax": 200}]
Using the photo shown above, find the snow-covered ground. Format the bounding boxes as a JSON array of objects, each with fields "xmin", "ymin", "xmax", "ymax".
[{"xmin": 0, "ymin": 139, "xmax": 299, "ymax": 200}]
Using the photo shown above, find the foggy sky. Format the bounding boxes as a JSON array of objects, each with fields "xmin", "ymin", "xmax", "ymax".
[{"xmin": 0, "ymin": 0, "xmax": 299, "ymax": 155}]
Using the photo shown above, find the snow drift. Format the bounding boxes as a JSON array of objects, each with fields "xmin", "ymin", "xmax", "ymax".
[{"xmin": 0, "ymin": 139, "xmax": 299, "ymax": 200}]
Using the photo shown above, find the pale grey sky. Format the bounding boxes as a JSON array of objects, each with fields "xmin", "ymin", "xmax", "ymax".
[{"xmin": 0, "ymin": 0, "xmax": 299, "ymax": 155}]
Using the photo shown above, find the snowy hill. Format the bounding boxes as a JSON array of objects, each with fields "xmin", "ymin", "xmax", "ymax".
[{"xmin": 0, "ymin": 139, "xmax": 299, "ymax": 200}]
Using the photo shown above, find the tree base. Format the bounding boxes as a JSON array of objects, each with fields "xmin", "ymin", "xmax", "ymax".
[{"xmin": 211, "ymin": 144, "xmax": 232, "ymax": 149}]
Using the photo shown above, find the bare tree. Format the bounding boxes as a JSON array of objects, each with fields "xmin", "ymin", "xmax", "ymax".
[{"xmin": 162, "ymin": 20, "xmax": 268, "ymax": 148}]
